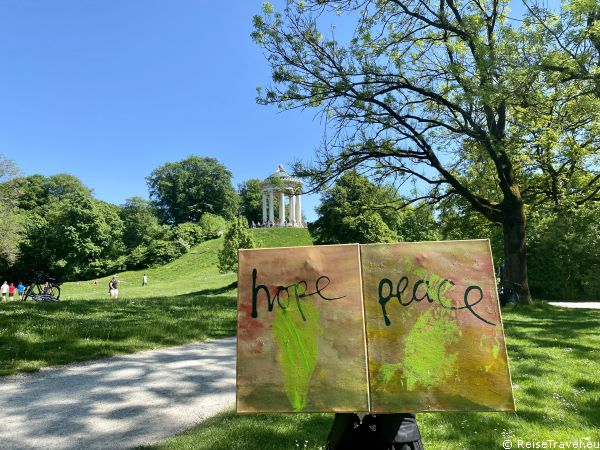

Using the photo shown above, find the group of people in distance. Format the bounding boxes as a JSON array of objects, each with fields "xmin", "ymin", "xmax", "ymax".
[
  {"xmin": 250, "ymin": 220, "xmax": 298, "ymax": 228},
  {"xmin": 1, "ymin": 273, "xmax": 150, "ymax": 302},
  {"xmin": 0, "ymin": 281, "xmax": 25, "ymax": 301}
]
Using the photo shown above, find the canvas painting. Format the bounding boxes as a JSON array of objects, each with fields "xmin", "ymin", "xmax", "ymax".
[
  {"xmin": 361, "ymin": 240, "xmax": 515, "ymax": 412},
  {"xmin": 237, "ymin": 240, "xmax": 514, "ymax": 413},
  {"xmin": 237, "ymin": 244, "xmax": 369, "ymax": 413}
]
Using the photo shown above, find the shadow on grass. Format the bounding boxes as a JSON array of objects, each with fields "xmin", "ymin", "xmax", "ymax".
[
  {"xmin": 0, "ymin": 289, "xmax": 237, "ymax": 376},
  {"xmin": 193, "ymin": 281, "xmax": 238, "ymax": 296},
  {"xmin": 145, "ymin": 410, "xmax": 333, "ymax": 450}
]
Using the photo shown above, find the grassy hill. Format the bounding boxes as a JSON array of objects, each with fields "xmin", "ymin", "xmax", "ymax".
[
  {"xmin": 0, "ymin": 227, "xmax": 312, "ymax": 376},
  {"xmin": 63, "ymin": 227, "xmax": 313, "ymax": 301}
]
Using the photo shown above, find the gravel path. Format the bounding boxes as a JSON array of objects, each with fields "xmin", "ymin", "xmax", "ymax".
[
  {"xmin": 548, "ymin": 302, "xmax": 600, "ymax": 309},
  {"xmin": 0, "ymin": 337, "xmax": 236, "ymax": 450}
]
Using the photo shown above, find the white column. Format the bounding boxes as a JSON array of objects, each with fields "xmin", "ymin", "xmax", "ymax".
[
  {"xmin": 290, "ymin": 194, "xmax": 296, "ymax": 225},
  {"xmin": 262, "ymin": 191, "xmax": 267, "ymax": 224},
  {"xmin": 296, "ymin": 193, "xmax": 302, "ymax": 226},
  {"xmin": 279, "ymin": 191, "xmax": 285, "ymax": 225},
  {"xmin": 269, "ymin": 190, "xmax": 274, "ymax": 224}
]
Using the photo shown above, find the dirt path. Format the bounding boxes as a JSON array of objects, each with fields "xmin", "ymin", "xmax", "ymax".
[{"xmin": 0, "ymin": 337, "xmax": 236, "ymax": 449}]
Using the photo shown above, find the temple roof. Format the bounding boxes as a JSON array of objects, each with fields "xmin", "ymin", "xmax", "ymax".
[{"xmin": 262, "ymin": 165, "xmax": 302, "ymax": 189}]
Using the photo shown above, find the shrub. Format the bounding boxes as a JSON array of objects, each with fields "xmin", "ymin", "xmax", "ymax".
[
  {"xmin": 173, "ymin": 222, "xmax": 205, "ymax": 247},
  {"xmin": 218, "ymin": 217, "xmax": 255, "ymax": 273},
  {"xmin": 199, "ymin": 213, "xmax": 228, "ymax": 239}
]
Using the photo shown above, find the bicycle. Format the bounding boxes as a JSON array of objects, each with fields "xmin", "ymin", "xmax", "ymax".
[
  {"xmin": 498, "ymin": 282, "xmax": 520, "ymax": 308},
  {"xmin": 23, "ymin": 274, "xmax": 62, "ymax": 302}
]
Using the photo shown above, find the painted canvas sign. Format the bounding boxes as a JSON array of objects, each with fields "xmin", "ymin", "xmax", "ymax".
[
  {"xmin": 237, "ymin": 240, "xmax": 514, "ymax": 413},
  {"xmin": 361, "ymin": 241, "xmax": 514, "ymax": 412},
  {"xmin": 237, "ymin": 244, "xmax": 369, "ymax": 413}
]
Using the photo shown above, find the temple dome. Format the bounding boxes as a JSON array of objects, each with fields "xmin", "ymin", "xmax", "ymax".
[{"xmin": 262, "ymin": 164, "xmax": 302, "ymax": 188}]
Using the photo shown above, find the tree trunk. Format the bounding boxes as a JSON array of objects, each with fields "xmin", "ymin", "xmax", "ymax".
[{"xmin": 502, "ymin": 202, "xmax": 533, "ymax": 305}]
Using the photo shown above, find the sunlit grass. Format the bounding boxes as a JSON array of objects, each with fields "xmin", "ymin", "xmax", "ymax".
[{"xmin": 0, "ymin": 290, "xmax": 237, "ymax": 376}]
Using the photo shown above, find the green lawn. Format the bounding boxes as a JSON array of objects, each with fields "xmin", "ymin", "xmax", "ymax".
[
  {"xmin": 149, "ymin": 303, "xmax": 600, "ymax": 450},
  {"xmin": 0, "ymin": 228, "xmax": 312, "ymax": 376}
]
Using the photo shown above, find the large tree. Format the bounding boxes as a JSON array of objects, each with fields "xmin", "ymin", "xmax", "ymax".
[
  {"xmin": 253, "ymin": 0, "xmax": 600, "ymax": 304},
  {"xmin": 311, "ymin": 171, "xmax": 439, "ymax": 244},
  {"xmin": 14, "ymin": 176, "xmax": 125, "ymax": 279},
  {"xmin": 238, "ymin": 179, "xmax": 265, "ymax": 223},
  {"xmin": 147, "ymin": 156, "xmax": 239, "ymax": 225},
  {"xmin": 119, "ymin": 196, "xmax": 162, "ymax": 250},
  {"xmin": 0, "ymin": 156, "xmax": 23, "ymax": 265},
  {"xmin": 16, "ymin": 173, "xmax": 92, "ymax": 210}
]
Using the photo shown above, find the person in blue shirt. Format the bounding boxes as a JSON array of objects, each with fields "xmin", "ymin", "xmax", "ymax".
[{"xmin": 17, "ymin": 281, "xmax": 25, "ymax": 301}]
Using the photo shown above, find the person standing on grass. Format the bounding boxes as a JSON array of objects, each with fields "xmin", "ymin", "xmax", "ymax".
[
  {"xmin": 108, "ymin": 276, "xmax": 119, "ymax": 299},
  {"xmin": 142, "ymin": 274, "xmax": 148, "ymax": 287},
  {"xmin": 8, "ymin": 283, "xmax": 15, "ymax": 301},
  {"xmin": 17, "ymin": 281, "xmax": 25, "ymax": 301},
  {"xmin": 1, "ymin": 281, "xmax": 8, "ymax": 301}
]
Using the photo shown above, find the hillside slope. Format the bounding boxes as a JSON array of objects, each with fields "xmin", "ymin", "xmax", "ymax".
[{"xmin": 63, "ymin": 227, "xmax": 313, "ymax": 300}]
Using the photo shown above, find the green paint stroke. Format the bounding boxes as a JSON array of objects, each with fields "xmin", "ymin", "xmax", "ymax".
[
  {"xmin": 272, "ymin": 285, "xmax": 321, "ymax": 411},
  {"xmin": 378, "ymin": 363, "xmax": 403, "ymax": 385},
  {"xmin": 492, "ymin": 335, "xmax": 500, "ymax": 360},
  {"xmin": 403, "ymin": 308, "xmax": 460, "ymax": 391}
]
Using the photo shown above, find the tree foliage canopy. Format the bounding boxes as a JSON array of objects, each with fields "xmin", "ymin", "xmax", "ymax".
[
  {"xmin": 310, "ymin": 171, "xmax": 439, "ymax": 244},
  {"xmin": 238, "ymin": 178, "xmax": 265, "ymax": 224},
  {"xmin": 120, "ymin": 196, "xmax": 162, "ymax": 250},
  {"xmin": 0, "ymin": 155, "xmax": 23, "ymax": 265},
  {"xmin": 147, "ymin": 156, "xmax": 239, "ymax": 225},
  {"xmin": 17, "ymin": 190, "xmax": 125, "ymax": 278}
]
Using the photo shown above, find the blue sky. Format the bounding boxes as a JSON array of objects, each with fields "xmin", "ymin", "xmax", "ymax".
[
  {"xmin": 0, "ymin": 0, "xmax": 325, "ymax": 220},
  {"xmin": 0, "ymin": 1, "xmax": 555, "ymax": 221}
]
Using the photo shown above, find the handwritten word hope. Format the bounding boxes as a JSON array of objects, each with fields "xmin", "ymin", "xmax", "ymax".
[
  {"xmin": 250, "ymin": 269, "xmax": 345, "ymax": 321},
  {"xmin": 378, "ymin": 273, "xmax": 496, "ymax": 326}
]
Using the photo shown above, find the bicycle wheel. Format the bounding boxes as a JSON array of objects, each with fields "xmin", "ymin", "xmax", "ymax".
[
  {"xmin": 49, "ymin": 285, "xmax": 60, "ymax": 301},
  {"xmin": 506, "ymin": 290, "xmax": 519, "ymax": 308},
  {"xmin": 24, "ymin": 284, "xmax": 41, "ymax": 301}
]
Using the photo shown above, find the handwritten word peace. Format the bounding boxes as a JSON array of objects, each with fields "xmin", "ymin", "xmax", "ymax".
[{"xmin": 378, "ymin": 275, "xmax": 496, "ymax": 326}]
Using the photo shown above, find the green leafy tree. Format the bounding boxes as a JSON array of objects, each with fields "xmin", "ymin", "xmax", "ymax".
[
  {"xmin": 15, "ymin": 179, "xmax": 125, "ymax": 279},
  {"xmin": 218, "ymin": 217, "xmax": 255, "ymax": 273},
  {"xmin": 147, "ymin": 156, "xmax": 239, "ymax": 225},
  {"xmin": 172, "ymin": 222, "xmax": 205, "ymax": 248},
  {"xmin": 524, "ymin": 0, "xmax": 600, "ymax": 96},
  {"xmin": 238, "ymin": 179, "xmax": 264, "ymax": 224},
  {"xmin": 310, "ymin": 172, "xmax": 397, "ymax": 244},
  {"xmin": 310, "ymin": 171, "xmax": 438, "ymax": 244},
  {"xmin": 253, "ymin": 0, "xmax": 600, "ymax": 304},
  {"xmin": 142, "ymin": 238, "xmax": 188, "ymax": 267},
  {"xmin": 396, "ymin": 206, "xmax": 441, "ymax": 243},
  {"xmin": 439, "ymin": 196, "xmax": 504, "ymax": 261},
  {"xmin": 0, "ymin": 156, "xmax": 23, "ymax": 266},
  {"xmin": 119, "ymin": 197, "xmax": 162, "ymax": 250}
]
